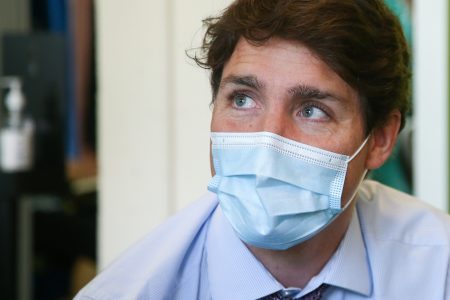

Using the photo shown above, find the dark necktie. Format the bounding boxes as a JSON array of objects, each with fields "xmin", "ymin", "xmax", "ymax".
[{"xmin": 258, "ymin": 284, "xmax": 329, "ymax": 300}]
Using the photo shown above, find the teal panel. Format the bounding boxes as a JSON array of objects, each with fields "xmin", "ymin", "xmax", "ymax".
[{"xmin": 371, "ymin": 0, "xmax": 413, "ymax": 194}]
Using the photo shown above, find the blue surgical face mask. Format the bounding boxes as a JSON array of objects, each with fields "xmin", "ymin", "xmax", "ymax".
[{"xmin": 207, "ymin": 131, "xmax": 369, "ymax": 250}]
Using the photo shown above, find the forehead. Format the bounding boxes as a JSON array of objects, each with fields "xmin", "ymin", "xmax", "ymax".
[{"xmin": 221, "ymin": 37, "xmax": 360, "ymax": 108}]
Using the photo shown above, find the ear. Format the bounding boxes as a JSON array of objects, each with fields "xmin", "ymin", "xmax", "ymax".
[{"xmin": 365, "ymin": 110, "xmax": 401, "ymax": 170}]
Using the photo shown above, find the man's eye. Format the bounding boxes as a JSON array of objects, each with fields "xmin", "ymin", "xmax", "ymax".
[
  {"xmin": 232, "ymin": 94, "xmax": 256, "ymax": 109},
  {"xmin": 300, "ymin": 105, "xmax": 328, "ymax": 120}
]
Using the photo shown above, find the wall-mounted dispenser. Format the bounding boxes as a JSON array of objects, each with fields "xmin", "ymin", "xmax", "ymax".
[{"xmin": 0, "ymin": 76, "xmax": 34, "ymax": 172}]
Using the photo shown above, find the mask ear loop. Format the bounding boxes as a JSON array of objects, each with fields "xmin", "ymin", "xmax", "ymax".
[
  {"xmin": 347, "ymin": 135, "xmax": 371, "ymax": 162},
  {"xmin": 341, "ymin": 135, "xmax": 371, "ymax": 210},
  {"xmin": 341, "ymin": 169, "xmax": 368, "ymax": 211}
]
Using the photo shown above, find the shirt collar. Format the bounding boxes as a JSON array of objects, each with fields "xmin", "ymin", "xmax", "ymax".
[
  {"xmin": 206, "ymin": 204, "xmax": 372, "ymax": 299},
  {"xmin": 321, "ymin": 206, "xmax": 372, "ymax": 296},
  {"xmin": 206, "ymin": 206, "xmax": 283, "ymax": 300}
]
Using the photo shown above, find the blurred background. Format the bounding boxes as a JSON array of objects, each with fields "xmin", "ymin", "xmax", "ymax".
[{"xmin": 0, "ymin": 0, "xmax": 448, "ymax": 299}]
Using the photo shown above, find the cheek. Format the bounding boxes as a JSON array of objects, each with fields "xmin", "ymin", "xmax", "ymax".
[
  {"xmin": 209, "ymin": 144, "xmax": 215, "ymax": 176},
  {"xmin": 211, "ymin": 115, "xmax": 234, "ymax": 131},
  {"xmin": 211, "ymin": 110, "xmax": 256, "ymax": 132}
]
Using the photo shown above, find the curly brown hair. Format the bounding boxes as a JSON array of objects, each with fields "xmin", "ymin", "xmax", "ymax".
[{"xmin": 192, "ymin": 0, "xmax": 411, "ymax": 132}]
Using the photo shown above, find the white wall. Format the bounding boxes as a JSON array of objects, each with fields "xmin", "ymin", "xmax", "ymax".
[
  {"xmin": 172, "ymin": 0, "xmax": 233, "ymax": 210},
  {"xmin": 413, "ymin": 0, "xmax": 449, "ymax": 211},
  {"xmin": 96, "ymin": 0, "xmax": 231, "ymax": 268}
]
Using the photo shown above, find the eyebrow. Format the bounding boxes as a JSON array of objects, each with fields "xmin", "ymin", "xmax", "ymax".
[
  {"xmin": 288, "ymin": 84, "xmax": 341, "ymax": 101},
  {"xmin": 220, "ymin": 75, "xmax": 265, "ymax": 91},
  {"xmin": 220, "ymin": 74, "xmax": 343, "ymax": 102}
]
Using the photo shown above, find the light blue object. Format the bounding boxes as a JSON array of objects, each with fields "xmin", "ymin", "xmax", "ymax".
[{"xmin": 208, "ymin": 131, "xmax": 368, "ymax": 250}]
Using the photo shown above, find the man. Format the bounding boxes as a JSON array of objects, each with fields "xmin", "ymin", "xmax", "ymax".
[{"xmin": 76, "ymin": 0, "xmax": 450, "ymax": 299}]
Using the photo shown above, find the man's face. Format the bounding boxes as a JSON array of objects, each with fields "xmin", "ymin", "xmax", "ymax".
[{"xmin": 211, "ymin": 37, "xmax": 370, "ymax": 207}]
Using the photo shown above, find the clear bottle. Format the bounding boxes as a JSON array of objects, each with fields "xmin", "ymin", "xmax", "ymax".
[{"xmin": 0, "ymin": 77, "xmax": 34, "ymax": 172}]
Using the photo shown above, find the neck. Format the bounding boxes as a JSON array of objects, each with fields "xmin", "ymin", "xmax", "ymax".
[{"xmin": 247, "ymin": 203, "xmax": 354, "ymax": 288}]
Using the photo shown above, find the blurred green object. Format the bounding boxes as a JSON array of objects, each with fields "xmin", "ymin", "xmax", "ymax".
[
  {"xmin": 384, "ymin": 0, "xmax": 412, "ymax": 45},
  {"xmin": 369, "ymin": 0, "xmax": 412, "ymax": 194}
]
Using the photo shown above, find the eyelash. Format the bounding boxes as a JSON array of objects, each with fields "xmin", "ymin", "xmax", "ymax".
[
  {"xmin": 225, "ymin": 91, "xmax": 332, "ymax": 120},
  {"xmin": 299, "ymin": 101, "xmax": 332, "ymax": 119}
]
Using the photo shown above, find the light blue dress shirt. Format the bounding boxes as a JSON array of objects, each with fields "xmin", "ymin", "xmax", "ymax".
[{"xmin": 75, "ymin": 180, "xmax": 450, "ymax": 299}]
